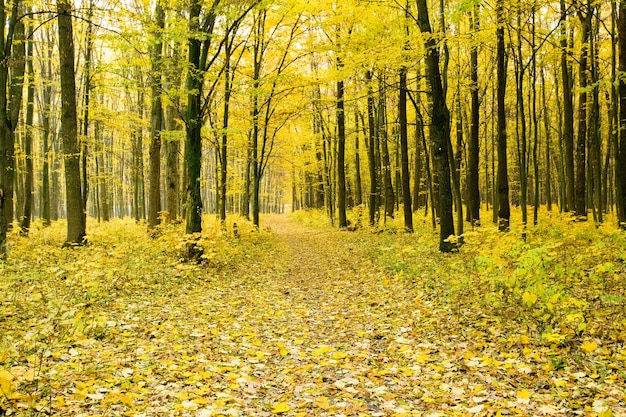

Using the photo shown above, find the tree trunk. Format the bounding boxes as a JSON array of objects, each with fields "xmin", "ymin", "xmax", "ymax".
[
  {"xmin": 378, "ymin": 77, "xmax": 395, "ymax": 220},
  {"xmin": 575, "ymin": 6, "xmax": 591, "ymax": 220},
  {"xmin": 81, "ymin": 0, "xmax": 93, "ymax": 216},
  {"xmin": 148, "ymin": 0, "xmax": 164, "ymax": 229},
  {"xmin": 337, "ymin": 75, "xmax": 347, "ymax": 228},
  {"xmin": 58, "ymin": 0, "xmax": 86, "ymax": 244},
  {"xmin": 496, "ymin": 0, "xmax": 510, "ymax": 231},
  {"xmin": 416, "ymin": 0, "xmax": 455, "ymax": 252},
  {"xmin": 467, "ymin": 4, "xmax": 480, "ymax": 226},
  {"xmin": 185, "ymin": 0, "xmax": 204, "ymax": 234},
  {"xmin": 354, "ymin": 109, "xmax": 362, "ymax": 206},
  {"xmin": 366, "ymin": 70, "xmax": 378, "ymax": 226},
  {"xmin": 560, "ymin": 0, "xmax": 575, "ymax": 212},
  {"xmin": 399, "ymin": 64, "xmax": 412, "ymax": 232},
  {"xmin": 20, "ymin": 26, "xmax": 34, "ymax": 233}
]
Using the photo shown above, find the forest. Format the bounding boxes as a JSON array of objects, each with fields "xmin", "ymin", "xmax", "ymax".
[{"xmin": 1, "ymin": 0, "xmax": 626, "ymax": 415}]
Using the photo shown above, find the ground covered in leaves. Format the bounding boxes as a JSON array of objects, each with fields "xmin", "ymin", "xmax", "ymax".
[{"xmin": 1, "ymin": 211, "xmax": 626, "ymax": 416}]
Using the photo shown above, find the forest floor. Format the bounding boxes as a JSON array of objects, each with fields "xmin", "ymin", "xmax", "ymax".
[{"xmin": 1, "ymin": 211, "xmax": 626, "ymax": 416}]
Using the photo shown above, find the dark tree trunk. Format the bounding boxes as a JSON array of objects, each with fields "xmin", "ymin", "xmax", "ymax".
[
  {"xmin": 81, "ymin": 0, "xmax": 93, "ymax": 216},
  {"xmin": 58, "ymin": 0, "xmax": 86, "ymax": 244},
  {"xmin": 399, "ymin": 65, "xmax": 412, "ymax": 231},
  {"xmin": 467, "ymin": 4, "xmax": 480, "ymax": 226},
  {"xmin": 561, "ymin": 0, "xmax": 575, "ymax": 212},
  {"xmin": 366, "ymin": 70, "xmax": 378, "ymax": 226},
  {"xmin": 20, "ymin": 27, "xmax": 34, "ymax": 233},
  {"xmin": 575, "ymin": 6, "xmax": 591, "ymax": 220},
  {"xmin": 185, "ymin": 0, "xmax": 205, "ymax": 234},
  {"xmin": 337, "ymin": 76, "xmax": 347, "ymax": 228},
  {"xmin": 416, "ymin": 0, "xmax": 455, "ymax": 251},
  {"xmin": 379, "ymin": 77, "xmax": 395, "ymax": 220},
  {"xmin": 354, "ymin": 110, "xmax": 362, "ymax": 206},
  {"xmin": 496, "ymin": 0, "xmax": 510, "ymax": 231},
  {"xmin": 0, "ymin": 2, "xmax": 25, "ymax": 253},
  {"xmin": 148, "ymin": 0, "xmax": 164, "ymax": 229},
  {"xmin": 619, "ymin": 0, "xmax": 626, "ymax": 227}
]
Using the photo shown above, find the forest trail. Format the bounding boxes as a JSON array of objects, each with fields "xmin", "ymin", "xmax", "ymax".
[{"xmin": 2, "ymin": 215, "xmax": 623, "ymax": 416}]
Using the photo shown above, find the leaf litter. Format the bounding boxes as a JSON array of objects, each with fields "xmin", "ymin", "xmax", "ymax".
[{"xmin": 0, "ymin": 213, "xmax": 625, "ymax": 416}]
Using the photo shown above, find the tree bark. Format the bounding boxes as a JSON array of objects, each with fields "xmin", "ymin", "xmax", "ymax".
[
  {"xmin": 366, "ymin": 70, "xmax": 378, "ymax": 226},
  {"xmin": 618, "ymin": 0, "xmax": 626, "ymax": 227},
  {"xmin": 560, "ymin": 0, "xmax": 575, "ymax": 212},
  {"xmin": 416, "ymin": 0, "xmax": 455, "ymax": 251},
  {"xmin": 467, "ymin": 4, "xmax": 480, "ymax": 226},
  {"xmin": 399, "ymin": 65, "xmax": 412, "ymax": 232},
  {"xmin": 575, "ymin": 6, "xmax": 591, "ymax": 220},
  {"xmin": 496, "ymin": 0, "xmax": 510, "ymax": 231},
  {"xmin": 20, "ymin": 25, "xmax": 34, "ymax": 233},
  {"xmin": 337, "ymin": 75, "xmax": 347, "ymax": 228},
  {"xmin": 58, "ymin": 0, "xmax": 86, "ymax": 244},
  {"xmin": 148, "ymin": 0, "xmax": 165, "ymax": 229}
]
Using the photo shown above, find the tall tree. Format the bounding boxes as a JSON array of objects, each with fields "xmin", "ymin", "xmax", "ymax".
[
  {"xmin": 617, "ymin": 0, "xmax": 626, "ymax": 228},
  {"xmin": 496, "ymin": 0, "xmax": 510, "ymax": 231},
  {"xmin": 399, "ymin": 2, "xmax": 412, "ymax": 232},
  {"xmin": 415, "ymin": 0, "xmax": 455, "ymax": 251},
  {"xmin": 148, "ymin": 0, "xmax": 165, "ymax": 229},
  {"xmin": 467, "ymin": 3, "xmax": 480, "ymax": 226},
  {"xmin": 20, "ymin": 16, "xmax": 34, "ymax": 233},
  {"xmin": 575, "ymin": 2, "xmax": 591, "ymax": 220},
  {"xmin": 58, "ymin": 0, "xmax": 86, "ymax": 244},
  {"xmin": 560, "ymin": 0, "xmax": 575, "ymax": 212}
]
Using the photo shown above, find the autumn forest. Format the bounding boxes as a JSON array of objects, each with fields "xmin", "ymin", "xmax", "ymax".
[{"xmin": 1, "ymin": 0, "xmax": 626, "ymax": 415}]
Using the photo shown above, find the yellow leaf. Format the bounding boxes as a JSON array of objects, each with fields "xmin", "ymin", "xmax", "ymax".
[
  {"xmin": 312, "ymin": 345, "xmax": 333, "ymax": 356},
  {"xmin": 272, "ymin": 402, "xmax": 291, "ymax": 414},
  {"xmin": 0, "ymin": 370, "xmax": 13, "ymax": 395},
  {"xmin": 581, "ymin": 340, "xmax": 598, "ymax": 353},
  {"xmin": 279, "ymin": 348, "xmax": 289, "ymax": 356},
  {"xmin": 516, "ymin": 389, "xmax": 531, "ymax": 403},
  {"xmin": 119, "ymin": 393, "xmax": 134, "ymax": 406},
  {"xmin": 522, "ymin": 292, "xmax": 537, "ymax": 305},
  {"xmin": 332, "ymin": 351, "xmax": 347, "ymax": 360},
  {"xmin": 315, "ymin": 396, "xmax": 330, "ymax": 409}
]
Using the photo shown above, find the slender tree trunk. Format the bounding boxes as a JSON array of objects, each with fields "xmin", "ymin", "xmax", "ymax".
[
  {"xmin": 576, "ymin": 6, "xmax": 591, "ymax": 220},
  {"xmin": 496, "ymin": 0, "xmax": 510, "ymax": 231},
  {"xmin": 619, "ymin": 0, "xmax": 626, "ymax": 227},
  {"xmin": 468, "ymin": 4, "xmax": 480, "ymax": 226},
  {"xmin": 337, "ymin": 73, "xmax": 347, "ymax": 228},
  {"xmin": 148, "ymin": 0, "xmax": 164, "ymax": 229},
  {"xmin": 0, "ymin": 2, "xmax": 24, "ymax": 252},
  {"xmin": 379, "ymin": 77, "xmax": 394, "ymax": 220},
  {"xmin": 81, "ymin": 0, "xmax": 93, "ymax": 215},
  {"xmin": 515, "ymin": 15, "xmax": 528, "ymax": 228},
  {"xmin": 531, "ymin": 5, "xmax": 539, "ymax": 226},
  {"xmin": 399, "ymin": 64, "xmax": 412, "ymax": 231},
  {"xmin": 251, "ymin": 10, "xmax": 263, "ymax": 228},
  {"xmin": 542, "ymin": 67, "xmax": 552, "ymax": 212},
  {"xmin": 416, "ymin": 0, "xmax": 455, "ymax": 251},
  {"xmin": 561, "ymin": 0, "xmax": 575, "ymax": 212},
  {"xmin": 95, "ymin": 121, "xmax": 109, "ymax": 221},
  {"xmin": 219, "ymin": 39, "xmax": 233, "ymax": 225},
  {"xmin": 354, "ymin": 109, "xmax": 362, "ymax": 206},
  {"xmin": 58, "ymin": 0, "xmax": 86, "ymax": 244},
  {"xmin": 366, "ymin": 70, "xmax": 378, "ymax": 226},
  {"xmin": 20, "ymin": 26, "xmax": 34, "ymax": 233}
]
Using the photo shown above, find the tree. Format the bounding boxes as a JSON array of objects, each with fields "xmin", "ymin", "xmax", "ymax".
[
  {"xmin": 415, "ymin": 0, "xmax": 455, "ymax": 252},
  {"xmin": 617, "ymin": 0, "xmax": 626, "ymax": 228},
  {"xmin": 496, "ymin": 0, "xmax": 510, "ymax": 232},
  {"xmin": 148, "ymin": 0, "xmax": 165, "ymax": 230},
  {"xmin": 59, "ymin": 0, "xmax": 86, "ymax": 245},
  {"xmin": 19, "ymin": 15, "xmax": 34, "ymax": 234},
  {"xmin": 0, "ymin": 0, "xmax": 25, "ymax": 257},
  {"xmin": 467, "ymin": 3, "xmax": 480, "ymax": 226}
]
